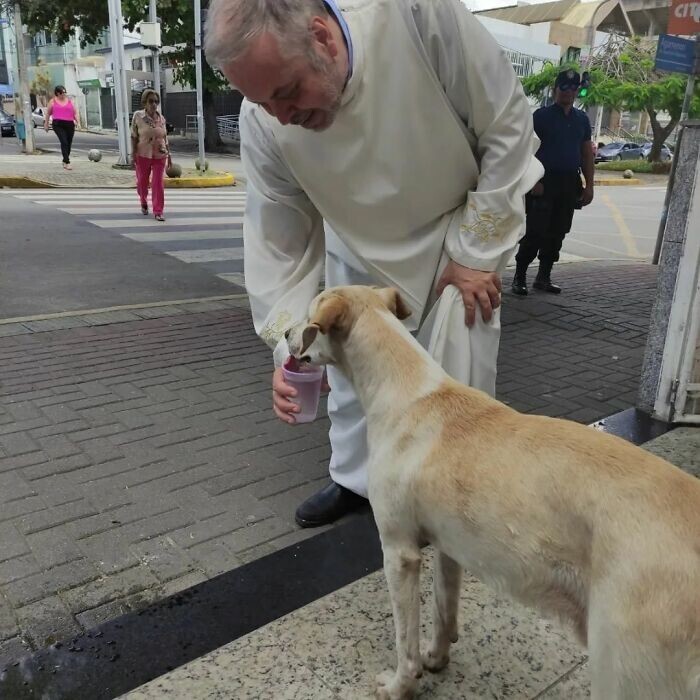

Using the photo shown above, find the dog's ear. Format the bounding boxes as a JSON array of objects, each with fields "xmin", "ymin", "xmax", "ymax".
[
  {"xmin": 300, "ymin": 325, "xmax": 319, "ymax": 355},
  {"xmin": 377, "ymin": 288, "xmax": 412, "ymax": 320},
  {"xmin": 310, "ymin": 294, "xmax": 349, "ymax": 334}
]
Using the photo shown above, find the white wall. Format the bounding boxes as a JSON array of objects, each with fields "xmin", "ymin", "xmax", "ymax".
[{"xmin": 476, "ymin": 16, "xmax": 560, "ymax": 61}]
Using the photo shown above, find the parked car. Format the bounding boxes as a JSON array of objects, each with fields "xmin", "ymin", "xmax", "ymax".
[
  {"xmin": 641, "ymin": 142, "xmax": 673, "ymax": 162},
  {"xmin": 32, "ymin": 107, "xmax": 52, "ymax": 128},
  {"xmin": 595, "ymin": 141, "xmax": 645, "ymax": 163},
  {"xmin": 0, "ymin": 108, "xmax": 15, "ymax": 137},
  {"xmin": 115, "ymin": 114, "xmax": 174, "ymax": 134}
]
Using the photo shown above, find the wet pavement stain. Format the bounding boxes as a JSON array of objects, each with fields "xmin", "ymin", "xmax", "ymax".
[{"xmin": 0, "ymin": 513, "xmax": 382, "ymax": 699}]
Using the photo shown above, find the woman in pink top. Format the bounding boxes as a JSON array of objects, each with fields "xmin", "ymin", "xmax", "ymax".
[
  {"xmin": 45, "ymin": 85, "xmax": 79, "ymax": 170},
  {"xmin": 131, "ymin": 89, "xmax": 170, "ymax": 221}
]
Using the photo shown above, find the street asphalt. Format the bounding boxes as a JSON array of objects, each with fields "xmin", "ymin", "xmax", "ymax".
[{"xmin": 0, "ymin": 193, "xmax": 236, "ymax": 319}]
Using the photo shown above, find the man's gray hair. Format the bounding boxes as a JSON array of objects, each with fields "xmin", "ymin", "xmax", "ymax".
[{"xmin": 204, "ymin": 0, "xmax": 329, "ymax": 69}]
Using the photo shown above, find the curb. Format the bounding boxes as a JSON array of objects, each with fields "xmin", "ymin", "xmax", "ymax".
[
  {"xmin": 0, "ymin": 172, "xmax": 236, "ymax": 189},
  {"xmin": 594, "ymin": 177, "xmax": 642, "ymax": 186},
  {"xmin": 0, "ymin": 176, "xmax": 56, "ymax": 188},
  {"xmin": 165, "ymin": 172, "xmax": 235, "ymax": 188}
]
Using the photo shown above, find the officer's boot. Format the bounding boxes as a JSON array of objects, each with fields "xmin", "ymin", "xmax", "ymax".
[
  {"xmin": 533, "ymin": 261, "xmax": 561, "ymax": 294},
  {"xmin": 511, "ymin": 263, "xmax": 528, "ymax": 296}
]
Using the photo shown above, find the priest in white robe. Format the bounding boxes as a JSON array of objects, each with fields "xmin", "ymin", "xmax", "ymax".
[{"xmin": 204, "ymin": 0, "xmax": 543, "ymax": 527}]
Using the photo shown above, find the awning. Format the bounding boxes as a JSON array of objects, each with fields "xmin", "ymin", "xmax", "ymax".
[{"xmin": 0, "ymin": 83, "xmax": 13, "ymax": 95}]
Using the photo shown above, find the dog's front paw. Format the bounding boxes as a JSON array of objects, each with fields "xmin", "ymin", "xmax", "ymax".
[
  {"xmin": 375, "ymin": 670, "xmax": 417, "ymax": 699},
  {"xmin": 422, "ymin": 647, "xmax": 450, "ymax": 673}
]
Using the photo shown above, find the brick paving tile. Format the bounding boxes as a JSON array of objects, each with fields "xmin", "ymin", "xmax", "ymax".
[{"xmin": 0, "ymin": 261, "xmax": 657, "ymax": 663}]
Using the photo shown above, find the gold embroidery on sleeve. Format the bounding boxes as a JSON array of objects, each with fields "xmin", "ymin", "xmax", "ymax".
[
  {"xmin": 460, "ymin": 202, "xmax": 506, "ymax": 243},
  {"xmin": 260, "ymin": 311, "xmax": 294, "ymax": 347}
]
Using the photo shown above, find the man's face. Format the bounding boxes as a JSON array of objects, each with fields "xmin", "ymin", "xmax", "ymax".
[
  {"xmin": 554, "ymin": 85, "xmax": 577, "ymax": 108},
  {"xmin": 222, "ymin": 21, "xmax": 345, "ymax": 132}
]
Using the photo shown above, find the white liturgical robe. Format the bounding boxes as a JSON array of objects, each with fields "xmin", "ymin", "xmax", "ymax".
[{"xmin": 239, "ymin": 0, "xmax": 543, "ymax": 494}]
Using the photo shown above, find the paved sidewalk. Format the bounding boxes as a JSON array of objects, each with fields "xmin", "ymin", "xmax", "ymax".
[
  {"xmin": 0, "ymin": 147, "xmax": 246, "ymax": 188},
  {"xmin": 0, "ymin": 261, "xmax": 656, "ymax": 666}
]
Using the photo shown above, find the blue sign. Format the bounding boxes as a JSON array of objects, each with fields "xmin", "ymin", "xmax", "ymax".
[{"xmin": 655, "ymin": 34, "xmax": 695, "ymax": 75}]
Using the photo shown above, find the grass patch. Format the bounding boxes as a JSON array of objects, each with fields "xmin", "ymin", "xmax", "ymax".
[
  {"xmin": 596, "ymin": 160, "xmax": 671, "ymax": 174},
  {"xmin": 596, "ymin": 160, "xmax": 653, "ymax": 173}
]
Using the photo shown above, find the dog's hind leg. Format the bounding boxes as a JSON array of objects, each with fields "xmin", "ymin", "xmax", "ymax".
[
  {"xmin": 423, "ymin": 550, "xmax": 461, "ymax": 672},
  {"xmin": 376, "ymin": 543, "xmax": 423, "ymax": 700}
]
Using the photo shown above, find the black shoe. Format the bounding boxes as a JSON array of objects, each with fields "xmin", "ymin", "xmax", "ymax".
[
  {"xmin": 511, "ymin": 274, "xmax": 528, "ymax": 296},
  {"xmin": 295, "ymin": 481, "xmax": 368, "ymax": 528},
  {"xmin": 533, "ymin": 277, "xmax": 561, "ymax": 294}
]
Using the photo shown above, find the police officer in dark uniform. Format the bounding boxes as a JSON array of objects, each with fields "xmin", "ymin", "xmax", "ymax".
[{"xmin": 512, "ymin": 69, "xmax": 595, "ymax": 295}]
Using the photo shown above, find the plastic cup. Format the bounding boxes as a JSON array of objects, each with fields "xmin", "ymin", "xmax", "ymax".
[{"xmin": 282, "ymin": 360, "xmax": 324, "ymax": 423}]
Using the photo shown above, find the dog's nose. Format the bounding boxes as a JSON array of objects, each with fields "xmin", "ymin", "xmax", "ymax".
[{"xmin": 284, "ymin": 329, "xmax": 290, "ymax": 340}]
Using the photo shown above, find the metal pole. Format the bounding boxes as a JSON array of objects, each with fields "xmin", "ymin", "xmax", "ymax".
[
  {"xmin": 108, "ymin": 0, "xmax": 131, "ymax": 166},
  {"xmin": 13, "ymin": 3, "xmax": 35, "ymax": 154},
  {"xmin": 148, "ymin": 0, "xmax": 161, "ymax": 101},
  {"xmin": 594, "ymin": 104, "xmax": 604, "ymax": 144},
  {"xmin": 679, "ymin": 74, "xmax": 696, "ymax": 124},
  {"xmin": 194, "ymin": 0, "xmax": 206, "ymax": 175}
]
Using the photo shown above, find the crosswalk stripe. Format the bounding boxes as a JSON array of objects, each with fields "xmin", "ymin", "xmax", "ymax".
[
  {"xmin": 13, "ymin": 194, "xmax": 247, "ymax": 201},
  {"xmin": 166, "ymin": 248, "xmax": 245, "ymax": 263},
  {"xmin": 218, "ymin": 273, "xmax": 246, "ymax": 287},
  {"xmin": 12, "ymin": 187, "xmax": 246, "ymax": 200},
  {"xmin": 63, "ymin": 206, "xmax": 242, "ymax": 214},
  {"xmin": 5, "ymin": 187, "xmax": 250, "ymax": 288},
  {"xmin": 87, "ymin": 216, "xmax": 244, "ymax": 228},
  {"xmin": 124, "ymin": 230, "xmax": 243, "ymax": 242}
]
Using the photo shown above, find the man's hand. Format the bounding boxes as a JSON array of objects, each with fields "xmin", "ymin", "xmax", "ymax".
[
  {"xmin": 530, "ymin": 181, "xmax": 544, "ymax": 197},
  {"xmin": 272, "ymin": 367, "xmax": 300, "ymax": 424},
  {"xmin": 436, "ymin": 261, "xmax": 502, "ymax": 327},
  {"xmin": 581, "ymin": 186, "xmax": 594, "ymax": 207},
  {"xmin": 272, "ymin": 366, "xmax": 330, "ymax": 424}
]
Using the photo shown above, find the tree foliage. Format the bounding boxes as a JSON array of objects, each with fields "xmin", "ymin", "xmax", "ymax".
[
  {"xmin": 522, "ymin": 35, "xmax": 700, "ymax": 162},
  {"xmin": 15, "ymin": 0, "xmax": 230, "ymax": 149},
  {"xmin": 29, "ymin": 62, "xmax": 52, "ymax": 105}
]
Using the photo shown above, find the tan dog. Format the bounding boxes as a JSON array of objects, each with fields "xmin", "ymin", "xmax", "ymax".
[{"xmin": 286, "ymin": 285, "xmax": 700, "ymax": 700}]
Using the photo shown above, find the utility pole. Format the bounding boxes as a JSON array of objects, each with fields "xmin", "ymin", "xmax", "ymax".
[
  {"xmin": 679, "ymin": 35, "xmax": 699, "ymax": 122},
  {"xmin": 13, "ymin": 2, "xmax": 35, "ymax": 154},
  {"xmin": 194, "ymin": 0, "xmax": 206, "ymax": 174},
  {"xmin": 148, "ymin": 0, "xmax": 160, "ymax": 100},
  {"xmin": 107, "ymin": 0, "xmax": 131, "ymax": 166},
  {"xmin": 653, "ymin": 34, "xmax": 699, "ymax": 264}
]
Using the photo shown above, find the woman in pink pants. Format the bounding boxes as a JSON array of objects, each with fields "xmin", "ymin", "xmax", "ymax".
[{"xmin": 131, "ymin": 89, "xmax": 169, "ymax": 221}]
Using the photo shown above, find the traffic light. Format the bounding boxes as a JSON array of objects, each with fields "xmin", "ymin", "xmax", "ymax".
[{"xmin": 579, "ymin": 71, "xmax": 591, "ymax": 97}]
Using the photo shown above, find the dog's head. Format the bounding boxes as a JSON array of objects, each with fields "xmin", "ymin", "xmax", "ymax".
[{"xmin": 286, "ymin": 286, "xmax": 412, "ymax": 366}]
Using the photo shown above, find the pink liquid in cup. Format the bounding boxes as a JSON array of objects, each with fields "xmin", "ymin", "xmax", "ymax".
[{"xmin": 282, "ymin": 357, "xmax": 324, "ymax": 423}]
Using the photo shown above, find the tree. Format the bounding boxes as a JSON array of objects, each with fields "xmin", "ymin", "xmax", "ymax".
[
  {"xmin": 30, "ymin": 61, "xmax": 52, "ymax": 106},
  {"xmin": 15, "ymin": 0, "xmax": 230, "ymax": 150},
  {"xmin": 522, "ymin": 35, "xmax": 700, "ymax": 162}
]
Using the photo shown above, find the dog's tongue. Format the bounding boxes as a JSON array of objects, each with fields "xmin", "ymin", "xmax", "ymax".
[{"xmin": 284, "ymin": 356, "xmax": 301, "ymax": 372}]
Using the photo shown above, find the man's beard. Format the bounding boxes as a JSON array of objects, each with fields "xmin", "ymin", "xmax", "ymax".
[{"xmin": 308, "ymin": 52, "xmax": 344, "ymax": 129}]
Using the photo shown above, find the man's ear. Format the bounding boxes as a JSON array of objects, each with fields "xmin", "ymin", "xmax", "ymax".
[
  {"xmin": 300, "ymin": 324, "xmax": 319, "ymax": 356},
  {"xmin": 310, "ymin": 295, "xmax": 349, "ymax": 334},
  {"xmin": 377, "ymin": 288, "xmax": 412, "ymax": 320}
]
